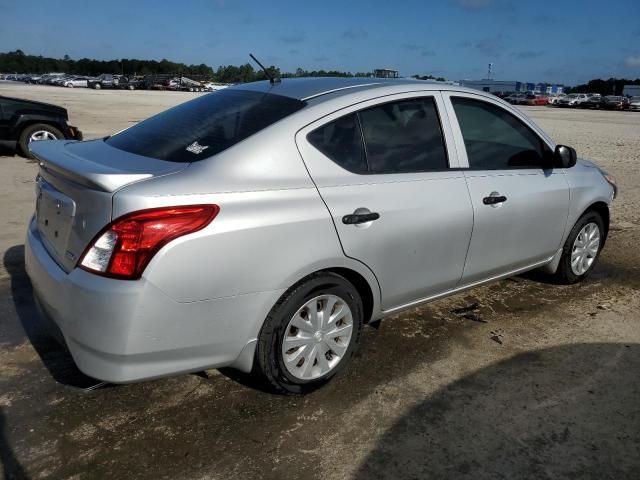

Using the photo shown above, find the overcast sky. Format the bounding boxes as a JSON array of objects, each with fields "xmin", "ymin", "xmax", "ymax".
[{"xmin": 1, "ymin": 0, "xmax": 639, "ymax": 85}]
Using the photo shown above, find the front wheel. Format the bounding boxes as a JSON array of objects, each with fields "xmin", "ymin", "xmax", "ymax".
[
  {"xmin": 254, "ymin": 272, "xmax": 363, "ymax": 394},
  {"xmin": 18, "ymin": 123, "xmax": 63, "ymax": 159},
  {"xmin": 554, "ymin": 211, "xmax": 605, "ymax": 284}
]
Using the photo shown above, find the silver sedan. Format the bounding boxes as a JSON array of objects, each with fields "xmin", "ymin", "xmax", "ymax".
[{"xmin": 26, "ymin": 78, "xmax": 617, "ymax": 393}]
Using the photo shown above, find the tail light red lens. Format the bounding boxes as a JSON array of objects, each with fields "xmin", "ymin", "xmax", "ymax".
[{"xmin": 79, "ymin": 205, "xmax": 219, "ymax": 279}]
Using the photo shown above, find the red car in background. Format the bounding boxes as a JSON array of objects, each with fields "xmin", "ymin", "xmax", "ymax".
[
  {"xmin": 515, "ymin": 94, "xmax": 549, "ymax": 106},
  {"xmin": 525, "ymin": 94, "xmax": 549, "ymax": 106}
]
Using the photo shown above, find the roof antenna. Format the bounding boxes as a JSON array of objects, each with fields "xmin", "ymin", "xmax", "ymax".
[{"xmin": 250, "ymin": 53, "xmax": 280, "ymax": 84}]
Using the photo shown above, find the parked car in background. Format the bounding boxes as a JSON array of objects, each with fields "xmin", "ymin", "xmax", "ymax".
[
  {"xmin": 203, "ymin": 82, "xmax": 230, "ymax": 92},
  {"xmin": 521, "ymin": 94, "xmax": 549, "ymax": 106},
  {"xmin": 0, "ymin": 95, "xmax": 82, "ymax": 158},
  {"xmin": 548, "ymin": 93, "xmax": 566, "ymax": 105},
  {"xmin": 25, "ymin": 78, "xmax": 616, "ymax": 393},
  {"xmin": 117, "ymin": 76, "xmax": 146, "ymax": 90},
  {"xmin": 558, "ymin": 93, "xmax": 590, "ymax": 107},
  {"xmin": 629, "ymin": 96, "xmax": 640, "ymax": 111},
  {"xmin": 88, "ymin": 74, "xmax": 122, "ymax": 89},
  {"xmin": 505, "ymin": 93, "xmax": 526, "ymax": 104},
  {"xmin": 579, "ymin": 96, "xmax": 605, "ymax": 109},
  {"xmin": 25, "ymin": 75, "xmax": 42, "ymax": 84},
  {"xmin": 603, "ymin": 96, "xmax": 630, "ymax": 110},
  {"xmin": 38, "ymin": 73, "xmax": 65, "ymax": 85},
  {"xmin": 63, "ymin": 77, "xmax": 89, "ymax": 88},
  {"xmin": 513, "ymin": 94, "xmax": 534, "ymax": 105}
]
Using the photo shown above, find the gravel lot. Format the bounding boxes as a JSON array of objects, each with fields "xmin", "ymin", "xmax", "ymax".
[{"xmin": 1, "ymin": 83, "xmax": 639, "ymax": 480}]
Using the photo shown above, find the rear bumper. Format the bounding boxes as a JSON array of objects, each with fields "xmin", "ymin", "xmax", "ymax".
[{"xmin": 25, "ymin": 218, "xmax": 282, "ymax": 382}]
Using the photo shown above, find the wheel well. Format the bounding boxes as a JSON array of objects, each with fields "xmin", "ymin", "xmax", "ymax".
[
  {"xmin": 584, "ymin": 201, "xmax": 610, "ymax": 243},
  {"xmin": 321, "ymin": 267, "xmax": 375, "ymax": 324},
  {"xmin": 15, "ymin": 120, "xmax": 64, "ymax": 140}
]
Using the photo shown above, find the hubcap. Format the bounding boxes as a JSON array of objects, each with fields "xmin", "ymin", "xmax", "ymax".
[
  {"xmin": 571, "ymin": 222, "xmax": 600, "ymax": 276},
  {"xmin": 282, "ymin": 294, "xmax": 353, "ymax": 381},
  {"xmin": 29, "ymin": 130, "xmax": 57, "ymax": 142}
]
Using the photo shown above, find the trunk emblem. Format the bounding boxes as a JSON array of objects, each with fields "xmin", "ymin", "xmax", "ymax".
[{"xmin": 65, "ymin": 251, "xmax": 76, "ymax": 261}]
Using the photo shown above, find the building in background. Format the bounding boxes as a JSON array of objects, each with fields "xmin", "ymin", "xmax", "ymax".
[
  {"xmin": 459, "ymin": 79, "xmax": 564, "ymax": 94},
  {"xmin": 374, "ymin": 68, "xmax": 399, "ymax": 78},
  {"xmin": 623, "ymin": 84, "xmax": 640, "ymax": 96}
]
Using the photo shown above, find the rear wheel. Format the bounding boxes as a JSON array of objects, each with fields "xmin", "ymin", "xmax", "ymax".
[
  {"xmin": 254, "ymin": 272, "xmax": 363, "ymax": 394},
  {"xmin": 18, "ymin": 123, "xmax": 63, "ymax": 159},
  {"xmin": 554, "ymin": 211, "xmax": 605, "ymax": 284}
]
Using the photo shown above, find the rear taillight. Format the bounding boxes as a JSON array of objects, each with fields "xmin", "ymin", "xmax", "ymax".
[{"xmin": 79, "ymin": 205, "xmax": 219, "ymax": 280}]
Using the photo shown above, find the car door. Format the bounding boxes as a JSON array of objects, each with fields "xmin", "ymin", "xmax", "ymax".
[
  {"xmin": 442, "ymin": 92, "xmax": 570, "ymax": 284},
  {"xmin": 296, "ymin": 92, "xmax": 473, "ymax": 310}
]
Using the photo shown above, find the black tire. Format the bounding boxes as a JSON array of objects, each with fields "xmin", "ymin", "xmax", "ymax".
[
  {"xmin": 254, "ymin": 272, "xmax": 364, "ymax": 394},
  {"xmin": 18, "ymin": 123, "xmax": 64, "ymax": 159},
  {"xmin": 554, "ymin": 211, "xmax": 605, "ymax": 284}
]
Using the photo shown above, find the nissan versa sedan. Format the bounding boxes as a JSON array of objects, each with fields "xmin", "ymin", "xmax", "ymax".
[{"xmin": 25, "ymin": 78, "xmax": 617, "ymax": 393}]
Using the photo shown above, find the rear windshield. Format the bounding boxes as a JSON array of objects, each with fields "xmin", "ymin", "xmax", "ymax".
[{"xmin": 107, "ymin": 90, "xmax": 305, "ymax": 162}]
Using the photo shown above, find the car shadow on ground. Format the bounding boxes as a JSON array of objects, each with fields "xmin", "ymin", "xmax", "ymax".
[
  {"xmin": 354, "ymin": 342, "xmax": 640, "ymax": 480},
  {"xmin": 0, "ymin": 408, "xmax": 30, "ymax": 480},
  {"xmin": 3, "ymin": 245, "xmax": 101, "ymax": 389}
]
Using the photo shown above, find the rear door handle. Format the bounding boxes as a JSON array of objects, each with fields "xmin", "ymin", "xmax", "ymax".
[
  {"xmin": 482, "ymin": 195, "xmax": 507, "ymax": 205},
  {"xmin": 342, "ymin": 212, "xmax": 380, "ymax": 225}
]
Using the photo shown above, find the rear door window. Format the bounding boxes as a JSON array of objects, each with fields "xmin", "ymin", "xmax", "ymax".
[
  {"xmin": 359, "ymin": 97, "xmax": 448, "ymax": 173},
  {"xmin": 307, "ymin": 96, "xmax": 448, "ymax": 174},
  {"xmin": 107, "ymin": 90, "xmax": 306, "ymax": 162}
]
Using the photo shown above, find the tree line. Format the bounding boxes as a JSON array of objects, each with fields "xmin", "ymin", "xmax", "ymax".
[
  {"xmin": 1, "ymin": 50, "xmax": 214, "ymax": 77},
  {"xmin": 0, "ymin": 50, "xmax": 376, "ymax": 83},
  {"xmin": 566, "ymin": 78, "xmax": 640, "ymax": 96},
  {"xmin": 6, "ymin": 49, "xmax": 636, "ymax": 91}
]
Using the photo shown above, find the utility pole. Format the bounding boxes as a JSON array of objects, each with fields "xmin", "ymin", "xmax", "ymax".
[{"xmin": 487, "ymin": 62, "xmax": 493, "ymax": 80}]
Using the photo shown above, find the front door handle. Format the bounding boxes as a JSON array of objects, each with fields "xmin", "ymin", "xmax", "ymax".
[
  {"xmin": 342, "ymin": 212, "xmax": 380, "ymax": 225},
  {"xmin": 482, "ymin": 195, "xmax": 507, "ymax": 205}
]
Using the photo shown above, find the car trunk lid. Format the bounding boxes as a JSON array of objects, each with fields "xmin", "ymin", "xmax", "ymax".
[{"xmin": 30, "ymin": 139, "xmax": 189, "ymax": 272}]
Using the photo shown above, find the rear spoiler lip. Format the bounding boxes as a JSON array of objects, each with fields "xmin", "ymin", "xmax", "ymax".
[{"xmin": 29, "ymin": 139, "xmax": 183, "ymax": 193}]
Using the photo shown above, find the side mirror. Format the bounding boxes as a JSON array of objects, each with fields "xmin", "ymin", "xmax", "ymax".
[{"xmin": 554, "ymin": 145, "xmax": 577, "ymax": 168}]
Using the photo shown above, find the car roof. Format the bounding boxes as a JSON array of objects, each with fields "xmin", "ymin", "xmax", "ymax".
[{"xmin": 231, "ymin": 77, "xmax": 474, "ymax": 102}]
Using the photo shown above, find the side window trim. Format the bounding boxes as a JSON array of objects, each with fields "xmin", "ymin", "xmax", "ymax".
[
  {"xmin": 354, "ymin": 110, "xmax": 371, "ymax": 172},
  {"xmin": 302, "ymin": 91, "xmax": 461, "ymax": 175},
  {"xmin": 442, "ymin": 91, "xmax": 555, "ymax": 170}
]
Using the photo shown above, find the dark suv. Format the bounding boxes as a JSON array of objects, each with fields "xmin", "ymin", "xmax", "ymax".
[
  {"xmin": 0, "ymin": 96, "xmax": 82, "ymax": 158},
  {"xmin": 88, "ymin": 74, "xmax": 122, "ymax": 89}
]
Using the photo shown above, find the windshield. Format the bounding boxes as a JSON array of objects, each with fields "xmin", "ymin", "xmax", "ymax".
[
  {"xmin": 566, "ymin": 94, "xmax": 579, "ymax": 99},
  {"xmin": 632, "ymin": 97, "xmax": 640, "ymax": 102},
  {"xmin": 107, "ymin": 90, "xmax": 306, "ymax": 162}
]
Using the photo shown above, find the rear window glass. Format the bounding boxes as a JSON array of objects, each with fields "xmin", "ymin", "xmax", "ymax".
[{"xmin": 107, "ymin": 90, "xmax": 305, "ymax": 162}]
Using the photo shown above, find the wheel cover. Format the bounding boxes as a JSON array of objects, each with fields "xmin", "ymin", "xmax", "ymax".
[
  {"xmin": 282, "ymin": 294, "xmax": 354, "ymax": 381},
  {"xmin": 571, "ymin": 222, "xmax": 600, "ymax": 276},
  {"xmin": 29, "ymin": 130, "xmax": 57, "ymax": 142}
]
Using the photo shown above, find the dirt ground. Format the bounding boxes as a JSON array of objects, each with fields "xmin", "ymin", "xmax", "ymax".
[{"xmin": 0, "ymin": 83, "xmax": 639, "ymax": 480}]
